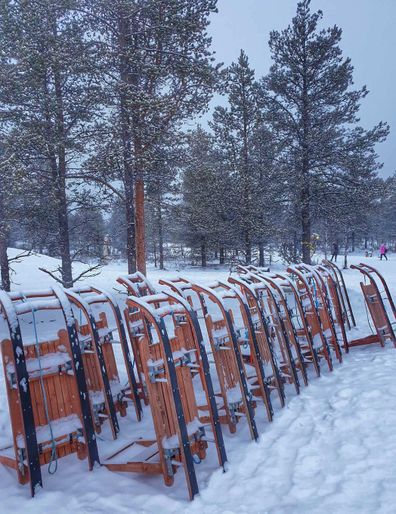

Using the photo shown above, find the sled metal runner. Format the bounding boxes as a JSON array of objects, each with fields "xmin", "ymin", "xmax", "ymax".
[
  {"xmin": 0, "ymin": 287, "xmax": 99, "ymax": 496},
  {"xmin": 233, "ymin": 270, "xmax": 304, "ymax": 393},
  {"xmin": 322, "ymin": 260, "xmax": 356, "ymax": 329},
  {"xmin": 349, "ymin": 264, "xmax": 396, "ymax": 347},
  {"xmin": 70, "ymin": 286, "xmax": 143, "ymax": 422},
  {"xmin": 105, "ymin": 294, "xmax": 226, "ymax": 499}
]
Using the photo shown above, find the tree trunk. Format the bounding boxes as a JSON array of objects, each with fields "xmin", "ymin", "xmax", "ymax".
[
  {"xmin": 0, "ymin": 235, "xmax": 10, "ymax": 292},
  {"xmin": 52, "ymin": 43, "xmax": 73, "ymax": 287},
  {"xmin": 259, "ymin": 242, "xmax": 264, "ymax": 267},
  {"xmin": 301, "ymin": 31, "xmax": 311, "ymax": 265},
  {"xmin": 343, "ymin": 233, "xmax": 348, "ymax": 269},
  {"xmin": 125, "ymin": 199, "xmax": 136, "ymax": 274},
  {"xmin": 301, "ymin": 197, "xmax": 311, "ymax": 264},
  {"xmin": 56, "ymin": 183, "xmax": 73, "ymax": 287},
  {"xmin": 351, "ymin": 231, "xmax": 355, "ymax": 252},
  {"xmin": 219, "ymin": 246, "xmax": 225, "ymax": 265},
  {"xmin": 118, "ymin": 13, "xmax": 136, "ymax": 275},
  {"xmin": 293, "ymin": 231, "xmax": 298, "ymax": 263},
  {"xmin": 0, "ymin": 173, "xmax": 10, "ymax": 291},
  {"xmin": 201, "ymin": 240, "xmax": 207, "ymax": 268},
  {"xmin": 245, "ymin": 234, "xmax": 251, "ymax": 265},
  {"xmin": 153, "ymin": 241, "xmax": 157, "ymax": 268},
  {"xmin": 157, "ymin": 201, "xmax": 164, "ymax": 270},
  {"xmin": 135, "ymin": 178, "xmax": 146, "ymax": 274}
]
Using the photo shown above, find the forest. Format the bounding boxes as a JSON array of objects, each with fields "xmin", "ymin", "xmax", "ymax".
[{"xmin": 0, "ymin": 0, "xmax": 394, "ymax": 290}]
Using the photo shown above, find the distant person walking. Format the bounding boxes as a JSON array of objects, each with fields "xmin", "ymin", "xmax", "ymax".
[
  {"xmin": 330, "ymin": 241, "xmax": 339, "ymax": 262},
  {"xmin": 380, "ymin": 243, "xmax": 388, "ymax": 260}
]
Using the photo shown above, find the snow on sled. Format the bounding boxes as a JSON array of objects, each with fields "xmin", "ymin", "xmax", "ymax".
[{"xmin": 0, "ymin": 287, "xmax": 99, "ymax": 496}]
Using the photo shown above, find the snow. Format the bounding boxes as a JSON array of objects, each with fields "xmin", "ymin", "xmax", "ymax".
[{"xmin": 0, "ymin": 249, "xmax": 395, "ymax": 512}]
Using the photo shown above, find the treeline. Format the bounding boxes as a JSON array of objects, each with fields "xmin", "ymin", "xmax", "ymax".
[{"xmin": 0, "ymin": 0, "xmax": 393, "ymax": 290}]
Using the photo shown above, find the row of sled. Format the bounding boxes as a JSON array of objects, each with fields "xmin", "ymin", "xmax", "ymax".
[{"xmin": 0, "ymin": 260, "xmax": 394, "ymax": 499}]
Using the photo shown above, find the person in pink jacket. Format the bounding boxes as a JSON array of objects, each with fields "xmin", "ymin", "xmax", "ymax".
[{"xmin": 380, "ymin": 243, "xmax": 388, "ymax": 260}]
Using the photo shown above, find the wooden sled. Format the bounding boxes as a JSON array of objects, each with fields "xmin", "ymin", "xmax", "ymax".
[
  {"xmin": 315, "ymin": 264, "xmax": 349, "ymax": 352},
  {"xmin": 349, "ymin": 264, "xmax": 395, "ymax": 347},
  {"xmin": 322, "ymin": 260, "xmax": 356, "ymax": 329},
  {"xmin": 201, "ymin": 280, "xmax": 274, "ymax": 422},
  {"xmin": 104, "ymin": 294, "xmax": 227, "ymax": 500},
  {"xmin": 0, "ymin": 287, "xmax": 99, "ymax": 496}
]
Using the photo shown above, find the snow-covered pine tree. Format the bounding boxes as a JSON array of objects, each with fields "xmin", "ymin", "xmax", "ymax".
[
  {"xmin": 211, "ymin": 50, "xmax": 272, "ymax": 264},
  {"xmin": 78, "ymin": 0, "xmax": 219, "ymax": 274},
  {"xmin": 179, "ymin": 127, "xmax": 232, "ymax": 267},
  {"xmin": 262, "ymin": 0, "xmax": 389, "ymax": 264},
  {"xmin": 0, "ymin": 0, "xmax": 102, "ymax": 286}
]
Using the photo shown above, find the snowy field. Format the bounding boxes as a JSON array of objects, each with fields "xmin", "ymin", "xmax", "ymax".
[{"xmin": 0, "ymin": 249, "xmax": 395, "ymax": 513}]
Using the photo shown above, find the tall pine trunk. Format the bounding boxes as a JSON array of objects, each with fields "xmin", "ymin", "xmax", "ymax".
[
  {"xmin": 0, "ymin": 238, "xmax": 10, "ymax": 292},
  {"xmin": 118, "ymin": 13, "xmax": 136, "ymax": 274},
  {"xmin": 156, "ymin": 198, "xmax": 164, "ymax": 270},
  {"xmin": 134, "ymin": 178, "xmax": 146, "ymax": 274},
  {"xmin": 259, "ymin": 242, "xmax": 265, "ymax": 267},
  {"xmin": 52, "ymin": 37, "xmax": 73, "ymax": 287},
  {"xmin": 0, "ymin": 180, "xmax": 10, "ymax": 291},
  {"xmin": 301, "ymin": 190, "xmax": 311, "ymax": 264},
  {"xmin": 201, "ymin": 239, "xmax": 207, "ymax": 267},
  {"xmin": 301, "ymin": 28, "xmax": 311, "ymax": 265},
  {"xmin": 219, "ymin": 246, "xmax": 225, "ymax": 265}
]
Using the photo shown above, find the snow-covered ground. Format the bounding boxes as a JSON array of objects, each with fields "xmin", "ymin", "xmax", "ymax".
[{"xmin": 0, "ymin": 249, "xmax": 395, "ymax": 513}]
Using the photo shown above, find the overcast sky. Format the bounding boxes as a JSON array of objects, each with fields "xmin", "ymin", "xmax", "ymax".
[{"xmin": 206, "ymin": 0, "xmax": 396, "ymax": 178}]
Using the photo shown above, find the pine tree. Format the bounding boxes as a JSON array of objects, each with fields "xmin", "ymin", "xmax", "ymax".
[
  {"xmin": 211, "ymin": 50, "xmax": 274, "ymax": 264},
  {"xmin": 76, "ymin": 0, "xmax": 219, "ymax": 274},
  {"xmin": 180, "ymin": 127, "xmax": 231, "ymax": 267},
  {"xmin": 263, "ymin": 0, "xmax": 389, "ymax": 263},
  {"xmin": 0, "ymin": 0, "xmax": 102, "ymax": 286}
]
